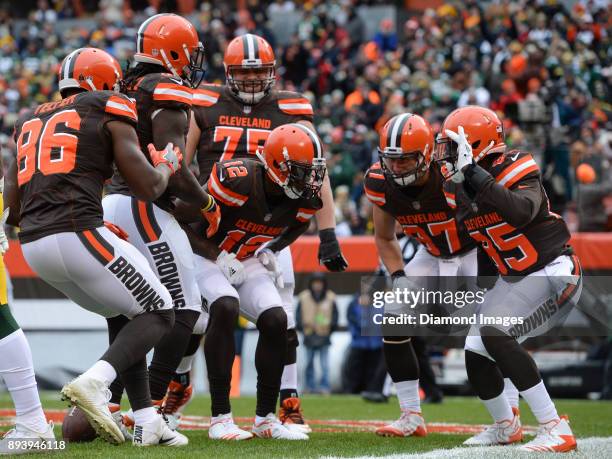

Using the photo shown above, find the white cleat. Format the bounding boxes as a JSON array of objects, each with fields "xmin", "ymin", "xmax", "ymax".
[
  {"xmin": 375, "ymin": 410, "xmax": 427, "ymax": 437},
  {"xmin": 519, "ymin": 416, "xmax": 576, "ymax": 452},
  {"xmin": 464, "ymin": 407, "xmax": 522, "ymax": 446},
  {"xmin": 0, "ymin": 422, "xmax": 55, "ymax": 455},
  {"xmin": 132, "ymin": 415, "xmax": 188, "ymax": 447},
  {"xmin": 252, "ymin": 413, "xmax": 309, "ymax": 440},
  {"xmin": 61, "ymin": 375, "xmax": 124, "ymax": 445},
  {"xmin": 208, "ymin": 413, "xmax": 253, "ymax": 440}
]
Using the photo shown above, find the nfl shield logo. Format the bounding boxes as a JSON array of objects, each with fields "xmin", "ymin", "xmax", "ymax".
[
  {"xmin": 243, "ymin": 106, "xmax": 252, "ymax": 114},
  {"xmin": 264, "ymin": 213, "xmax": 272, "ymax": 221},
  {"xmin": 412, "ymin": 201, "xmax": 420, "ymax": 210}
]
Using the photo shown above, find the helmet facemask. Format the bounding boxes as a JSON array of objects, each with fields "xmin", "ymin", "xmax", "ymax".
[
  {"xmin": 160, "ymin": 41, "xmax": 206, "ymax": 88},
  {"xmin": 379, "ymin": 147, "xmax": 429, "ymax": 187},
  {"xmin": 282, "ymin": 158, "xmax": 326, "ymax": 199},
  {"xmin": 226, "ymin": 63, "xmax": 275, "ymax": 105}
]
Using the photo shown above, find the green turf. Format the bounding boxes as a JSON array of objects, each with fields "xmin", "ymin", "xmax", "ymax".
[{"xmin": 1, "ymin": 393, "xmax": 611, "ymax": 457}]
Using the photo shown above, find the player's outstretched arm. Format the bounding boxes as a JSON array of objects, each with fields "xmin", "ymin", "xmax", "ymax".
[
  {"xmin": 107, "ymin": 120, "xmax": 174, "ymax": 201},
  {"xmin": 373, "ymin": 205, "xmax": 405, "ymax": 276}
]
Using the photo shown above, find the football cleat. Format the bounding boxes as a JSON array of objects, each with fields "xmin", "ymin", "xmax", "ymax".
[
  {"xmin": 0, "ymin": 422, "xmax": 55, "ymax": 455},
  {"xmin": 61, "ymin": 375, "xmax": 124, "ymax": 445},
  {"xmin": 279, "ymin": 397, "xmax": 312, "ymax": 434},
  {"xmin": 132, "ymin": 414, "xmax": 188, "ymax": 447},
  {"xmin": 463, "ymin": 407, "xmax": 522, "ymax": 446},
  {"xmin": 208, "ymin": 413, "xmax": 253, "ymax": 440},
  {"xmin": 109, "ymin": 403, "xmax": 133, "ymax": 441},
  {"xmin": 376, "ymin": 410, "xmax": 427, "ymax": 437},
  {"xmin": 519, "ymin": 416, "xmax": 576, "ymax": 452},
  {"xmin": 162, "ymin": 381, "xmax": 193, "ymax": 431},
  {"xmin": 252, "ymin": 413, "xmax": 309, "ymax": 440}
]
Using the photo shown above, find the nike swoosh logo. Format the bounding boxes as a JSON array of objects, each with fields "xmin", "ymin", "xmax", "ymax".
[
  {"xmin": 517, "ymin": 185, "xmax": 529, "ymax": 189},
  {"xmin": 168, "ymin": 77, "xmax": 184, "ymax": 85},
  {"xmin": 159, "ymin": 437, "xmax": 175, "ymax": 444},
  {"xmin": 511, "ymin": 153, "xmax": 520, "ymax": 161}
]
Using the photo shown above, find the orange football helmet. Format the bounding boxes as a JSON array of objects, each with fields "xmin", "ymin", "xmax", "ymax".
[
  {"xmin": 378, "ymin": 113, "xmax": 434, "ymax": 186},
  {"xmin": 134, "ymin": 13, "xmax": 205, "ymax": 87},
  {"xmin": 58, "ymin": 48, "xmax": 122, "ymax": 95},
  {"xmin": 256, "ymin": 123, "xmax": 326, "ymax": 199},
  {"xmin": 224, "ymin": 34, "xmax": 276, "ymax": 104},
  {"xmin": 435, "ymin": 105, "xmax": 506, "ymax": 179}
]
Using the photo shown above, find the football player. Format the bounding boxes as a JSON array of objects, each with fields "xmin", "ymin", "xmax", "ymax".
[
  {"xmin": 102, "ymin": 14, "xmax": 219, "ymax": 417},
  {"xmin": 365, "ymin": 113, "xmax": 484, "ymax": 437},
  {"xmin": 436, "ymin": 106, "xmax": 582, "ymax": 452},
  {"xmin": 0, "ymin": 158, "xmax": 55, "ymax": 454},
  {"xmin": 5, "ymin": 48, "xmax": 186, "ymax": 446},
  {"xmin": 183, "ymin": 123, "xmax": 324, "ymax": 439},
  {"xmin": 176, "ymin": 33, "xmax": 346, "ymax": 435}
]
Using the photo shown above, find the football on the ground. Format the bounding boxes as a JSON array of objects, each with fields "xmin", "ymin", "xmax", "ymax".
[{"xmin": 61, "ymin": 406, "xmax": 97, "ymax": 442}]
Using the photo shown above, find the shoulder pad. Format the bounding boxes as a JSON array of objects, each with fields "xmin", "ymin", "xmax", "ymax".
[
  {"xmin": 364, "ymin": 166, "xmax": 387, "ymax": 206},
  {"xmin": 492, "ymin": 150, "xmax": 540, "ymax": 189},
  {"xmin": 207, "ymin": 160, "xmax": 251, "ymax": 207},
  {"xmin": 135, "ymin": 73, "xmax": 192, "ymax": 107},
  {"xmin": 102, "ymin": 92, "xmax": 138, "ymax": 125},
  {"xmin": 276, "ymin": 91, "xmax": 313, "ymax": 116},
  {"xmin": 192, "ymin": 84, "xmax": 221, "ymax": 107}
]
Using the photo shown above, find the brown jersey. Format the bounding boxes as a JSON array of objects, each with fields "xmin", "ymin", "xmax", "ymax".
[
  {"xmin": 364, "ymin": 162, "xmax": 475, "ymax": 258},
  {"xmin": 106, "ymin": 72, "xmax": 193, "ymax": 209},
  {"xmin": 192, "ymin": 84, "xmax": 314, "ymax": 181},
  {"xmin": 13, "ymin": 91, "xmax": 138, "ymax": 243},
  {"xmin": 206, "ymin": 159, "xmax": 321, "ymax": 260},
  {"xmin": 444, "ymin": 150, "xmax": 571, "ymax": 276}
]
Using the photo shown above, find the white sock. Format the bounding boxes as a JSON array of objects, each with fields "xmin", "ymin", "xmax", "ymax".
[
  {"xmin": 481, "ymin": 392, "xmax": 513, "ymax": 423},
  {"xmin": 395, "ymin": 379, "xmax": 420, "ymax": 413},
  {"xmin": 83, "ymin": 360, "xmax": 117, "ymax": 386},
  {"xmin": 280, "ymin": 363, "xmax": 298, "ymax": 391},
  {"xmin": 504, "ymin": 378, "xmax": 520, "ymax": 409},
  {"xmin": 133, "ymin": 406, "xmax": 158, "ymax": 425},
  {"xmin": 0, "ymin": 330, "xmax": 48, "ymax": 432},
  {"xmin": 520, "ymin": 380, "xmax": 559, "ymax": 424},
  {"xmin": 176, "ymin": 354, "xmax": 196, "ymax": 375},
  {"xmin": 212, "ymin": 412, "xmax": 231, "ymax": 422}
]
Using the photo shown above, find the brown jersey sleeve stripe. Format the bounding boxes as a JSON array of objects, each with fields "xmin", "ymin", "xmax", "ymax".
[
  {"xmin": 77, "ymin": 229, "xmax": 115, "ymax": 265},
  {"xmin": 132, "ymin": 198, "xmax": 162, "ymax": 242}
]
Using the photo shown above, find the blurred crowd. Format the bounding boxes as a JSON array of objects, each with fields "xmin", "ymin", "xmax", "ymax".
[{"xmin": 0, "ymin": 0, "xmax": 610, "ymax": 234}]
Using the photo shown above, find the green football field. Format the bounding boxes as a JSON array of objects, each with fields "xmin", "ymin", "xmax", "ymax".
[{"xmin": 1, "ymin": 392, "xmax": 612, "ymax": 458}]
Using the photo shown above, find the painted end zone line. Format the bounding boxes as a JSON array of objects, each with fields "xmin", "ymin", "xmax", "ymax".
[{"xmin": 0, "ymin": 409, "xmax": 539, "ymax": 435}]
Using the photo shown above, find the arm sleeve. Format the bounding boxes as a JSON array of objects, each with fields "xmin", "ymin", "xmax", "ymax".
[{"xmin": 267, "ymin": 221, "xmax": 310, "ymax": 253}]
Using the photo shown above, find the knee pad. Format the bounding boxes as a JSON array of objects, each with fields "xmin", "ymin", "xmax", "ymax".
[
  {"xmin": 257, "ymin": 307, "xmax": 287, "ymax": 336},
  {"xmin": 209, "ymin": 296, "xmax": 239, "ymax": 327},
  {"xmin": 464, "ymin": 334, "xmax": 493, "ymax": 361}
]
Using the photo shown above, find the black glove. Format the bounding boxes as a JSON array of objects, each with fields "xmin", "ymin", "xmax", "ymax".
[{"xmin": 318, "ymin": 228, "xmax": 348, "ymax": 272}]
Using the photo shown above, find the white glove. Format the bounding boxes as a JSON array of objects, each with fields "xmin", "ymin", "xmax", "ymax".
[
  {"xmin": 445, "ymin": 126, "xmax": 473, "ymax": 183},
  {"xmin": 255, "ymin": 247, "xmax": 284, "ymax": 289},
  {"xmin": 0, "ymin": 207, "xmax": 8, "ymax": 255},
  {"xmin": 216, "ymin": 250, "xmax": 246, "ymax": 286}
]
